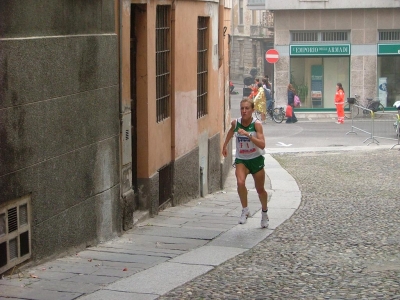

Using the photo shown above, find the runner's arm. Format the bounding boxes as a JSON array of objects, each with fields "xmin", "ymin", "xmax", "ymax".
[
  {"xmin": 222, "ymin": 120, "xmax": 236, "ymax": 157},
  {"xmin": 250, "ymin": 121, "xmax": 265, "ymax": 149}
]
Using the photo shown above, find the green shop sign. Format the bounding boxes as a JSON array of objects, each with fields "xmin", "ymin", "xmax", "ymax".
[
  {"xmin": 290, "ymin": 44, "xmax": 351, "ymax": 56},
  {"xmin": 378, "ymin": 44, "xmax": 400, "ymax": 55}
]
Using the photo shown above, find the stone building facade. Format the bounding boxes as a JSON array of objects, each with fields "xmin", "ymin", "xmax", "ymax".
[
  {"xmin": 0, "ymin": 0, "xmax": 231, "ymax": 274},
  {"xmin": 261, "ymin": 0, "xmax": 400, "ymax": 109},
  {"xmin": 230, "ymin": 0, "xmax": 274, "ymax": 82}
]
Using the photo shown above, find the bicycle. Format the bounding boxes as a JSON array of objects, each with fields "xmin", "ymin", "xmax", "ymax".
[
  {"xmin": 344, "ymin": 94, "xmax": 385, "ymax": 119},
  {"xmin": 254, "ymin": 100, "xmax": 284, "ymax": 123}
]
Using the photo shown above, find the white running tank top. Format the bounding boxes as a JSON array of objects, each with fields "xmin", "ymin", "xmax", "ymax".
[{"xmin": 234, "ymin": 117, "xmax": 265, "ymax": 159}]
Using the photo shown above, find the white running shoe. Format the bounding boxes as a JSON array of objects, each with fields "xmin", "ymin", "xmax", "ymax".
[
  {"xmin": 238, "ymin": 207, "xmax": 250, "ymax": 224},
  {"xmin": 261, "ymin": 211, "xmax": 269, "ymax": 228}
]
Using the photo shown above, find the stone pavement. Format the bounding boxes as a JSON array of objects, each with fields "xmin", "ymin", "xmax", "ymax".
[
  {"xmin": 0, "ymin": 154, "xmax": 301, "ymax": 300},
  {"xmin": 1, "ymin": 125, "xmax": 399, "ymax": 299},
  {"xmin": 159, "ymin": 149, "xmax": 400, "ymax": 299}
]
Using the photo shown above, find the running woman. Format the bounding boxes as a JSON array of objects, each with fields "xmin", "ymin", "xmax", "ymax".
[{"xmin": 222, "ymin": 98, "xmax": 269, "ymax": 228}]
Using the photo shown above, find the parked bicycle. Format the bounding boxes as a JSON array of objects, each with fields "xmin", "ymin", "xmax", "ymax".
[
  {"xmin": 344, "ymin": 94, "xmax": 384, "ymax": 119},
  {"xmin": 254, "ymin": 100, "xmax": 285, "ymax": 123}
]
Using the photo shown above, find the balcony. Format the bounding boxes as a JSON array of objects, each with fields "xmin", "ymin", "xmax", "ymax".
[
  {"xmin": 250, "ymin": 11, "xmax": 274, "ymax": 38},
  {"xmin": 247, "ymin": 0, "xmax": 265, "ymax": 10},
  {"xmin": 250, "ymin": 25, "xmax": 274, "ymax": 39}
]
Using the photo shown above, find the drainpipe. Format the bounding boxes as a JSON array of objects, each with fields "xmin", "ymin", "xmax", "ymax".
[
  {"xmin": 218, "ymin": 0, "xmax": 224, "ymax": 67},
  {"xmin": 230, "ymin": 0, "xmax": 234, "ymax": 80}
]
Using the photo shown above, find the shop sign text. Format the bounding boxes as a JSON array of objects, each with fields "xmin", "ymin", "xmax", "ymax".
[{"xmin": 290, "ymin": 44, "xmax": 350, "ymax": 56}]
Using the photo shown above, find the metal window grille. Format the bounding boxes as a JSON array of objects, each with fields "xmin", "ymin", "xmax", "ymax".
[
  {"xmin": 292, "ymin": 31, "xmax": 349, "ymax": 43},
  {"xmin": 292, "ymin": 32, "xmax": 318, "ymax": 42},
  {"xmin": 322, "ymin": 31, "xmax": 348, "ymax": 41},
  {"xmin": 156, "ymin": 5, "xmax": 171, "ymax": 123},
  {"xmin": 0, "ymin": 195, "xmax": 31, "ymax": 275},
  {"xmin": 197, "ymin": 17, "xmax": 208, "ymax": 119},
  {"xmin": 379, "ymin": 31, "xmax": 400, "ymax": 41}
]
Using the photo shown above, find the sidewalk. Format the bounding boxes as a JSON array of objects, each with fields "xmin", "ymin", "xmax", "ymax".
[{"xmin": 0, "ymin": 154, "xmax": 301, "ymax": 300}]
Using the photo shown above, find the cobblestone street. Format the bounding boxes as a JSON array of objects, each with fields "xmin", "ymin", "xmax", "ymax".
[{"xmin": 160, "ymin": 150, "xmax": 400, "ymax": 299}]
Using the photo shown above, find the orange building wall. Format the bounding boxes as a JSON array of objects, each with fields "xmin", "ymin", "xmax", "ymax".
[
  {"xmin": 128, "ymin": 0, "xmax": 229, "ymax": 179},
  {"xmin": 173, "ymin": 1, "xmax": 226, "ymax": 159}
]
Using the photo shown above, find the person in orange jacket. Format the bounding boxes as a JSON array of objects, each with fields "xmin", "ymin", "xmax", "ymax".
[
  {"xmin": 249, "ymin": 78, "xmax": 260, "ymax": 99},
  {"xmin": 335, "ymin": 82, "xmax": 345, "ymax": 124}
]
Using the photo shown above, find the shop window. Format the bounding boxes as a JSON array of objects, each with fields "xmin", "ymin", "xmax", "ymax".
[
  {"xmin": 290, "ymin": 57, "xmax": 349, "ymax": 109},
  {"xmin": 378, "ymin": 56, "xmax": 400, "ymax": 107},
  {"xmin": 156, "ymin": 5, "xmax": 171, "ymax": 123}
]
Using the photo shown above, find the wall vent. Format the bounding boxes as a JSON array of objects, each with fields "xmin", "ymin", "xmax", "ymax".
[{"xmin": 0, "ymin": 195, "xmax": 31, "ymax": 275}]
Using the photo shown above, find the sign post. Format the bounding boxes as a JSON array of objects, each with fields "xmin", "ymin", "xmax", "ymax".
[{"xmin": 265, "ymin": 49, "xmax": 279, "ymax": 64}]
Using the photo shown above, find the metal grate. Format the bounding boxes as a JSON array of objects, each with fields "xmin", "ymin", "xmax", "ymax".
[
  {"xmin": 197, "ymin": 17, "xmax": 208, "ymax": 119},
  {"xmin": 292, "ymin": 31, "xmax": 349, "ymax": 42},
  {"xmin": 0, "ymin": 195, "xmax": 31, "ymax": 274},
  {"xmin": 19, "ymin": 204, "xmax": 28, "ymax": 226},
  {"xmin": 158, "ymin": 163, "xmax": 172, "ymax": 207},
  {"xmin": 0, "ymin": 213, "xmax": 5, "ymax": 237},
  {"xmin": 292, "ymin": 32, "xmax": 318, "ymax": 42},
  {"xmin": 322, "ymin": 31, "xmax": 348, "ymax": 41},
  {"xmin": 9, "ymin": 237, "xmax": 18, "ymax": 260},
  {"xmin": 8, "ymin": 207, "xmax": 17, "ymax": 233},
  {"xmin": 156, "ymin": 5, "xmax": 171, "ymax": 123},
  {"xmin": 379, "ymin": 31, "xmax": 400, "ymax": 41}
]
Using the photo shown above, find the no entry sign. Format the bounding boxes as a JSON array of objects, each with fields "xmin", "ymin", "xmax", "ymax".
[{"xmin": 265, "ymin": 49, "xmax": 279, "ymax": 63}]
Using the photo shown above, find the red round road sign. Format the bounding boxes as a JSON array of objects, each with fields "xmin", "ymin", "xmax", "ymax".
[{"xmin": 265, "ymin": 49, "xmax": 279, "ymax": 63}]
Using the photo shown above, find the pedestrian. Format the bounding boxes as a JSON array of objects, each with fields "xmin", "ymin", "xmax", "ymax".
[
  {"xmin": 222, "ymin": 98, "xmax": 269, "ymax": 228},
  {"xmin": 264, "ymin": 75, "xmax": 272, "ymax": 89},
  {"xmin": 229, "ymin": 80, "xmax": 237, "ymax": 94},
  {"xmin": 286, "ymin": 84, "xmax": 298, "ymax": 123},
  {"xmin": 249, "ymin": 78, "xmax": 260, "ymax": 99},
  {"xmin": 335, "ymin": 82, "xmax": 345, "ymax": 124},
  {"xmin": 254, "ymin": 82, "xmax": 267, "ymax": 121},
  {"xmin": 262, "ymin": 78, "xmax": 273, "ymax": 116}
]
